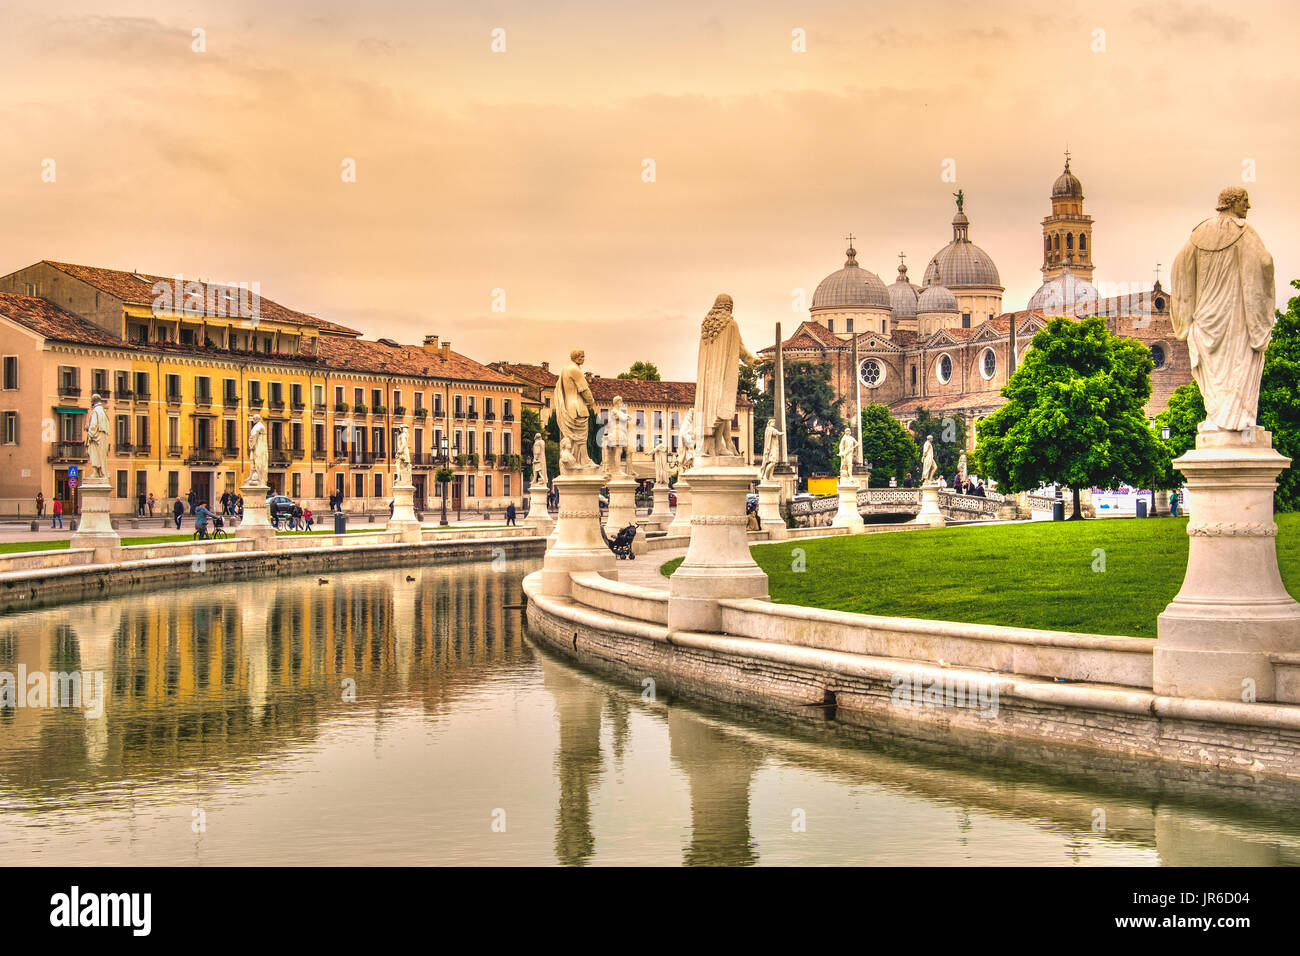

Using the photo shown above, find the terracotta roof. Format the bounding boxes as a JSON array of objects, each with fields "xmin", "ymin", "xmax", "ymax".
[
  {"xmin": 0, "ymin": 292, "xmax": 126, "ymax": 347},
  {"xmin": 41, "ymin": 260, "xmax": 362, "ymax": 335},
  {"xmin": 889, "ymin": 329, "xmax": 919, "ymax": 348},
  {"xmin": 496, "ymin": 362, "xmax": 558, "ymax": 387},
  {"xmin": 314, "ymin": 335, "xmax": 517, "ymax": 384},
  {"xmin": 888, "ymin": 393, "xmax": 1007, "ymax": 415},
  {"xmin": 759, "ymin": 320, "xmax": 845, "ymax": 354}
]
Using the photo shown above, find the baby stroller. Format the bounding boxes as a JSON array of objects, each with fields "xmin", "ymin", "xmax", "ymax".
[{"xmin": 601, "ymin": 522, "xmax": 638, "ymax": 560}]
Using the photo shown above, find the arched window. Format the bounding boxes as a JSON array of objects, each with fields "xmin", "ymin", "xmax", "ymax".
[
  {"xmin": 910, "ymin": 366, "xmax": 917, "ymax": 391},
  {"xmin": 1151, "ymin": 344, "xmax": 1166, "ymax": 369},
  {"xmin": 1066, "ymin": 233, "xmax": 1074, "ymax": 251},
  {"xmin": 827, "ymin": 318, "xmax": 834, "ymax": 334},
  {"xmin": 1079, "ymin": 234, "xmax": 1087, "ymax": 254},
  {"xmin": 1053, "ymin": 234, "xmax": 1060, "ymax": 253}
]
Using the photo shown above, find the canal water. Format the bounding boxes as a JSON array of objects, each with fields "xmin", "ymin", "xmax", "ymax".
[{"xmin": 1, "ymin": 556, "xmax": 1298, "ymax": 866}]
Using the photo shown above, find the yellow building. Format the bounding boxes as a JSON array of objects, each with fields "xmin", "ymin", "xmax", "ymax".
[{"xmin": 0, "ymin": 261, "xmax": 525, "ymax": 516}]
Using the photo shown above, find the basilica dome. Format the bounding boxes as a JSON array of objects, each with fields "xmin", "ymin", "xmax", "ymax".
[
  {"xmin": 811, "ymin": 246, "xmax": 892, "ymax": 311},
  {"xmin": 888, "ymin": 261, "xmax": 920, "ymax": 322},
  {"xmin": 1027, "ymin": 268, "xmax": 1100, "ymax": 315},
  {"xmin": 1051, "ymin": 160, "xmax": 1084, "ymax": 200},
  {"xmin": 923, "ymin": 210, "xmax": 1002, "ymax": 289},
  {"xmin": 916, "ymin": 278, "xmax": 958, "ymax": 314}
]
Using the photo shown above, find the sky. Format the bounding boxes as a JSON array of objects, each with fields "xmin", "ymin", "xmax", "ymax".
[{"xmin": 1, "ymin": 0, "xmax": 1296, "ymax": 380}]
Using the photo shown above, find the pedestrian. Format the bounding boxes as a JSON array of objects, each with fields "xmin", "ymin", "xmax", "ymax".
[
  {"xmin": 389, "ymin": 499, "xmax": 395, "ymax": 518},
  {"xmin": 1170, "ymin": 490, "xmax": 1180, "ymax": 517},
  {"xmin": 173, "ymin": 498, "xmax": 184, "ymax": 530},
  {"xmin": 137, "ymin": 490, "xmax": 146, "ymax": 516},
  {"xmin": 303, "ymin": 507, "xmax": 314, "ymax": 531},
  {"xmin": 35, "ymin": 491, "xmax": 44, "ymax": 517},
  {"xmin": 236, "ymin": 494, "xmax": 244, "ymax": 517},
  {"xmin": 505, "ymin": 502, "xmax": 516, "ymax": 526},
  {"xmin": 291, "ymin": 503, "xmax": 303, "ymax": 530},
  {"xmin": 187, "ymin": 489, "xmax": 196, "ymax": 514},
  {"xmin": 147, "ymin": 492, "xmax": 156, "ymax": 516},
  {"xmin": 903, "ymin": 474, "xmax": 913, "ymax": 488},
  {"xmin": 51, "ymin": 498, "xmax": 63, "ymax": 529}
]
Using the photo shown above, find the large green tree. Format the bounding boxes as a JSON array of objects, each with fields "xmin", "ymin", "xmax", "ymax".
[
  {"xmin": 860, "ymin": 403, "xmax": 918, "ymax": 486},
  {"xmin": 907, "ymin": 407, "xmax": 968, "ymax": 483},
  {"xmin": 1151, "ymin": 381, "xmax": 1204, "ymax": 490},
  {"xmin": 779, "ymin": 361, "xmax": 845, "ymax": 477},
  {"xmin": 972, "ymin": 315, "xmax": 1162, "ymax": 519},
  {"xmin": 618, "ymin": 361, "xmax": 661, "ymax": 381},
  {"xmin": 1259, "ymin": 280, "xmax": 1300, "ymax": 511}
]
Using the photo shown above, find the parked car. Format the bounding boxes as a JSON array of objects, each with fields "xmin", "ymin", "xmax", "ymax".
[{"xmin": 267, "ymin": 495, "xmax": 298, "ymax": 519}]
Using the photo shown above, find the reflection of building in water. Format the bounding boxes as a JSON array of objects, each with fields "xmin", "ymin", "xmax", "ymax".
[
  {"xmin": 0, "ymin": 560, "xmax": 536, "ymax": 792},
  {"xmin": 541, "ymin": 658, "xmax": 606, "ymax": 867},
  {"xmin": 667, "ymin": 709, "xmax": 763, "ymax": 866}
]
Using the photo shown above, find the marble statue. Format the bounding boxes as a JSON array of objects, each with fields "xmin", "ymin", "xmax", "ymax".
[
  {"xmin": 679, "ymin": 408, "xmax": 697, "ymax": 473},
  {"xmin": 553, "ymin": 349, "xmax": 598, "ymax": 474},
  {"xmin": 920, "ymin": 434, "xmax": 937, "ymax": 483},
  {"xmin": 759, "ymin": 419, "xmax": 785, "ymax": 482},
  {"xmin": 395, "ymin": 424, "xmax": 412, "ymax": 486},
  {"xmin": 652, "ymin": 437, "xmax": 670, "ymax": 485},
  {"xmin": 248, "ymin": 414, "xmax": 268, "ymax": 486},
  {"xmin": 85, "ymin": 392, "xmax": 110, "ymax": 481},
  {"xmin": 956, "ymin": 452, "xmax": 968, "ymax": 483},
  {"xmin": 694, "ymin": 294, "xmax": 758, "ymax": 459},
  {"xmin": 602, "ymin": 395, "xmax": 630, "ymax": 477},
  {"xmin": 532, "ymin": 432, "xmax": 548, "ymax": 484},
  {"xmin": 1171, "ymin": 187, "xmax": 1276, "ymax": 433},
  {"xmin": 838, "ymin": 429, "xmax": 859, "ymax": 483}
]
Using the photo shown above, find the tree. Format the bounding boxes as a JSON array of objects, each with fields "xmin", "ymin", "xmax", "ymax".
[
  {"xmin": 972, "ymin": 315, "xmax": 1162, "ymax": 519},
  {"xmin": 1259, "ymin": 279, "xmax": 1300, "ymax": 511},
  {"xmin": 907, "ymin": 407, "xmax": 968, "ymax": 483},
  {"xmin": 1151, "ymin": 381, "xmax": 1204, "ymax": 490},
  {"xmin": 860, "ymin": 403, "xmax": 918, "ymax": 486},
  {"xmin": 618, "ymin": 361, "xmax": 661, "ymax": 381},
  {"xmin": 780, "ymin": 361, "xmax": 845, "ymax": 477}
]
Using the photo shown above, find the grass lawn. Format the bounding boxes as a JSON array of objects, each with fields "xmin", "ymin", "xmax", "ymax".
[
  {"xmin": 0, "ymin": 525, "xmax": 387, "ymax": 554},
  {"xmin": 661, "ymin": 514, "xmax": 1300, "ymax": 638}
]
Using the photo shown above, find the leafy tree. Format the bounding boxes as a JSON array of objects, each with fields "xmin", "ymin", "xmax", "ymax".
[
  {"xmin": 737, "ymin": 357, "xmax": 766, "ymax": 400},
  {"xmin": 618, "ymin": 361, "xmax": 661, "ymax": 381},
  {"xmin": 972, "ymin": 315, "xmax": 1162, "ymax": 519},
  {"xmin": 907, "ymin": 407, "xmax": 968, "ymax": 483},
  {"xmin": 780, "ymin": 361, "xmax": 845, "ymax": 477},
  {"xmin": 860, "ymin": 403, "xmax": 918, "ymax": 486},
  {"xmin": 1151, "ymin": 381, "xmax": 1204, "ymax": 490},
  {"xmin": 1260, "ymin": 280, "xmax": 1300, "ymax": 511},
  {"xmin": 521, "ymin": 407, "xmax": 543, "ymax": 449}
]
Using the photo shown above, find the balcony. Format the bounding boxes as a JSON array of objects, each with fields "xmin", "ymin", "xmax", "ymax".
[
  {"xmin": 290, "ymin": 446, "xmax": 305, "ymax": 461},
  {"xmin": 332, "ymin": 449, "xmax": 348, "ymax": 462},
  {"xmin": 133, "ymin": 390, "xmax": 151, "ymax": 402},
  {"xmin": 222, "ymin": 445, "xmax": 240, "ymax": 459},
  {"xmin": 393, "ymin": 405, "xmax": 407, "ymax": 416},
  {"xmin": 167, "ymin": 444, "xmax": 183, "ymax": 458},
  {"xmin": 116, "ymin": 441, "xmax": 134, "ymax": 454},
  {"xmin": 248, "ymin": 397, "xmax": 264, "ymax": 410},
  {"xmin": 334, "ymin": 402, "xmax": 349, "ymax": 413},
  {"xmin": 466, "ymin": 410, "xmax": 479, "ymax": 421},
  {"xmin": 93, "ymin": 387, "xmax": 112, "ymax": 400},
  {"xmin": 49, "ymin": 441, "xmax": 88, "ymax": 463},
  {"xmin": 291, "ymin": 400, "xmax": 305, "ymax": 412},
  {"xmin": 165, "ymin": 392, "xmax": 183, "ymax": 407},
  {"xmin": 501, "ymin": 413, "xmax": 516, "ymax": 423},
  {"xmin": 186, "ymin": 446, "xmax": 221, "ymax": 466},
  {"xmin": 372, "ymin": 405, "xmax": 388, "ymax": 416},
  {"xmin": 313, "ymin": 403, "xmax": 326, "ymax": 415},
  {"xmin": 134, "ymin": 444, "xmax": 152, "ymax": 456},
  {"xmin": 58, "ymin": 384, "xmax": 82, "ymax": 398},
  {"xmin": 312, "ymin": 448, "xmax": 327, "ymax": 461},
  {"xmin": 270, "ymin": 449, "xmax": 290, "ymax": 465},
  {"xmin": 269, "ymin": 399, "xmax": 286, "ymax": 412},
  {"xmin": 452, "ymin": 409, "xmax": 465, "ymax": 420},
  {"xmin": 353, "ymin": 404, "xmax": 369, "ymax": 416},
  {"xmin": 223, "ymin": 395, "xmax": 240, "ymax": 408},
  {"xmin": 413, "ymin": 407, "xmax": 428, "ymax": 418},
  {"xmin": 347, "ymin": 451, "xmax": 378, "ymax": 467},
  {"xmin": 116, "ymin": 387, "xmax": 135, "ymax": 401},
  {"xmin": 195, "ymin": 392, "xmax": 212, "ymax": 408}
]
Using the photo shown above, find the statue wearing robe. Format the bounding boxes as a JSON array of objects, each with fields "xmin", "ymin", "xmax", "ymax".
[
  {"xmin": 602, "ymin": 397, "xmax": 630, "ymax": 477},
  {"xmin": 532, "ymin": 432, "xmax": 548, "ymax": 484},
  {"xmin": 248, "ymin": 415, "xmax": 268, "ymax": 487},
  {"xmin": 553, "ymin": 349, "xmax": 598, "ymax": 473},
  {"xmin": 694, "ymin": 294, "xmax": 758, "ymax": 459},
  {"xmin": 395, "ymin": 426, "xmax": 412, "ymax": 486},
  {"xmin": 652, "ymin": 438, "xmax": 670, "ymax": 485},
  {"xmin": 1171, "ymin": 187, "xmax": 1275, "ymax": 432},
  {"xmin": 838, "ymin": 430, "xmax": 858, "ymax": 483},
  {"xmin": 920, "ymin": 435, "xmax": 937, "ymax": 483},
  {"xmin": 679, "ymin": 408, "xmax": 696, "ymax": 474},
  {"xmin": 86, "ymin": 393, "xmax": 110, "ymax": 481},
  {"xmin": 759, "ymin": 419, "xmax": 784, "ymax": 483}
]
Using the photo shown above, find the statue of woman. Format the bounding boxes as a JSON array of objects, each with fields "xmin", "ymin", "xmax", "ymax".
[
  {"xmin": 679, "ymin": 408, "xmax": 696, "ymax": 474},
  {"xmin": 652, "ymin": 438, "xmax": 670, "ymax": 485},
  {"xmin": 248, "ymin": 414, "xmax": 268, "ymax": 487},
  {"xmin": 553, "ymin": 350, "xmax": 598, "ymax": 473},
  {"xmin": 759, "ymin": 419, "xmax": 785, "ymax": 482},
  {"xmin": 838, "ymin": 429, "xmax": 858, "ymax": 482},
  {"xmin": 395, "ymin": 425, "xmax": 412, "ymax": 486},
  {"xmin": 920, "ymin": 434, "xmax": 938, "ymax": 484},
  {"xmin": 532, "ymin": 432, "xmax": 548, "ymax": 484}
]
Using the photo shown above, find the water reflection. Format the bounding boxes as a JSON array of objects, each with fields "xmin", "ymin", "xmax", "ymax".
[{"xmin": 1, "ymin": 558, "xmax": 1298, "ymax": 866}]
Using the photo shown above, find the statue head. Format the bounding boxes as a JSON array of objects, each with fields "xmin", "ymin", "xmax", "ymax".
[
  {"xmin": 712, "ymin": 293, "xmax": 733, "ymax": 313},
  {"xmin": 570, "ymin": 349, "xmax": 585, "ymax": 365},
  {"xmin": 1216, "ymin": 186, "xmax": 1250, "ymax": 217},
  {"xmin": 612, "ymin": 395, "xmax": 624, "ymax": 409},
  {"xmin": 91, "ymin": 392, "xmax": 102, "ymax": 406},
  {"xmin": 251, "ymin": 413, "xmax": 262, "ymax": 425}
]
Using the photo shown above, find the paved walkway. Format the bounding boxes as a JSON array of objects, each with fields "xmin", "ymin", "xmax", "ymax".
[{"xmin": 616, "ymin": 547, "xmax": 684, "ymax": 592}]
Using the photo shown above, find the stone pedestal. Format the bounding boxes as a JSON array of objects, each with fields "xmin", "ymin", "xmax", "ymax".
[
  {"xmin": 648, "ymin": 482, "xmax": 673, "ymax": 532},
  {"xmin": 1152, "ymin": 490, "xmax": 1170, "ymax": 517},
  {"xmin": 387, "ymin": 484, "xmax": 422, "ymax": 542},
  {"xmin": 528, "ymin": 484, "xmax": 554, "ymax": 537},
  {"xmin": 666, "ymin": 479, "xmax": 692, "ymax": 537},
  {"xmin": 756, "ymin": 480, "xmax": 787, "ymax": 539},
  {"xmin": 236, "ymin": 482, "xmax": 275, "ymax": 547},
  {"xmin": 541, "ymin": 474, "xmax": 617, "ymax": 597},
  {"xmin": 69, "ymin": 480, "xmax": 120, "ymax": 561},
  {"xmin": 912, "ymin": 481, "xmax": 947, "ymax": 527},
  {"xmin": 831, "ymin": 478, "xmax": 865, "ymax": 532},
  {"xmin": 604, "ymin": 476, "xmax": 638, "ymax": 535},
  {"xmin": 667, "ymin": 464, "xmax": 769, "ymax": 633},
  {"xmin": 1154, "ymin": 429, "xmax": 1300, "ymax": 701}
]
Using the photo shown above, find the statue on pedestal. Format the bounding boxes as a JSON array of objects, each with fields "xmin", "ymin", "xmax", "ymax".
[
  {"xmin": 1171, "ymin": 187, "xmax": 1275, "ymax": 433},
  {"xmin": 838, "ymin": 429, "xmax": 859, "ymax": 483},
  {"xmin": 679, "ymin": 408, "xmax": 696, "ymax": 473},
  {"xmin": 248, "ymin": 414, "xmax": 268, "ymax": 486},
  {"xmin": 652, "ymin": 437, "xmax": 670, "ymax": 485},
  {"xmin": 956, "ymin": 452, "xmax": 968, "ymax": 484},
  {"xmin": 86, "ymin": 393, "xmax": 110, "ymax": 481},
  {"xmin": 553, "ymin": 350, "xmax": 599, "ymax": 475},
  {"xmin": 395, "ymin": 424, "xmax": 412, "ymax": 486},
  {"xmin": 920, "ymin": 435, "xmax": 938, "ymax": 483},
  {"xmin": 759, "ymin": 419, "xmax": 785, "ymax": 482},
  {"xmin": 602, "ymin": 396, "xmax": 630, "ymax": 477},
  {"xmin": 694, "ymin": 294, "xmax": 758, "ymax": 459},
  {"xmin": 532, "ymin": 432, "xmax": 548, "ymax": 485}
]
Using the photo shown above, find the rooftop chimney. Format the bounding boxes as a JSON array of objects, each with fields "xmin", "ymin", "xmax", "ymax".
[
  {"xmin": 540, "ymin": 361, "xmax": 549, "ymax": 372},
  {"xmin": 440, "ymin": 341, "xmax": 450, "ymax": 361},
  {"xmin": 423, "ymin": 334, "xmax": 439, "ymax": 353}
]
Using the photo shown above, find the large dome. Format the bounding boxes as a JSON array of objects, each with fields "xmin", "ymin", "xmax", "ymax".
[
  {"xmin": 1027, "ymin": 269, "xmax": 1100, "ymax": 315},
  {"xmin": 812, "ymin": 246, "xmax": 892, "ymax": 311},
  {"xmin": 1051, "ymin": 159, "xmax": 1084, "ymax": 200},
  {"xmin": 917, "ymin": 279, "xmax": 958, "ymax": 314},
  {"xmin": 888, "ymin": 261, "xmax": 920, "ymax": 321},
  {"xmin": 923, "ymin": 210, "xmax": 1001, "ymax": 288}
]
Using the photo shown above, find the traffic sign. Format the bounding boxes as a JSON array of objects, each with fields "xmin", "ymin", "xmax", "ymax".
[
  {"xmin": 68, "ymin": 465, "xmax": 79, "ymax": 479},
  {"xmin": 68, "ymin": 477, "xmax": 78, "ymax": 489}
]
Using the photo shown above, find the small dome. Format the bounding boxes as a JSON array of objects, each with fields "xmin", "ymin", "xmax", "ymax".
[
  {"xmin": 1027, "ymin": 269, "xmax": 1100, "ymax": 314},
  {"xmin": 889, "ymin": 261, "xmax": 920, "ymax": 320},
  {"xmin": 1052, "ymin": 159, "xmax": 1083, "ymax": 200},
  {"xmin": 917, "ymin": 277, "xmax": 958, "ymax": 314},
  {"xmin": 811, "ymin": 245, "xmax": 892, "ymax": 311}
]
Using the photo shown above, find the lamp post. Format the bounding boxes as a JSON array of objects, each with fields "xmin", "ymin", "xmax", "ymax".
[{"xmin": 439, "ymin": 436, "xmax": 450, "ymax": 527}]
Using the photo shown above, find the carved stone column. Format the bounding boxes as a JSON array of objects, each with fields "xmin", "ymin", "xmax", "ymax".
[
  {"xmin": 528, "ymin": 483, "xmax": 554, "ymax": 537},
  {"xmin": 541, "ymin": 474, "xmax": 616, "ymax": 597},
  {"xmin": 756, "ymin": 480, "xmax": 786, "ymax": 539},
  {"xmin": 604, "ymin": 475, "xmax": 638, "ymax": 535},
  {"xmin": 665, "ymin": 479, "xmax": 692, "ymax": 537},
  {"xmin": 831, "ymin": 477, "xmax": 865, "ymax": 532},
  {"xmin": 912, "ymin": 481, "xmax": 947, "ymax": 527},
  {"xmin": 69, "ymin": 480, "xmax": 120, "ymax": 561},
  {"xmin": 648, "ymin": 481, "xmax": 674, "ymax": 531},
  {"xmin": 1154, "ymin": 429, "xmax": 1300, "ymax": 701},
  {"xmin": 387, "ymin": 484, "xmax": 422, "ymax": 542}
]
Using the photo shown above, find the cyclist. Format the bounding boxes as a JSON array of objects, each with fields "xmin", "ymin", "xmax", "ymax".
[{"xmin": 194, "ymin": 503, "xmax": 216, "ymax": 540}]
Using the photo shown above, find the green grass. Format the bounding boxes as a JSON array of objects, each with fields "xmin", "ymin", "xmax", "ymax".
[
  {"xmin": 661, "ymin": 515, "xmax": 1300, "ymax": 638},
  {"xmin": 0, "ymin": 524, "xmax": 387, "ymax": 554}
]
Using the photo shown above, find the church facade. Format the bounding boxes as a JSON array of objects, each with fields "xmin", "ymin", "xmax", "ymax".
[{"xmin": 761, "ymin": 158, "xmax": 1192, "ymax": 451}]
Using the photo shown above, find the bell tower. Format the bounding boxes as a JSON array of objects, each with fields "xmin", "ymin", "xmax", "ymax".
[{"xmin": 1041, "ymin": 151, "xmax": 1094, "ymax": 283}]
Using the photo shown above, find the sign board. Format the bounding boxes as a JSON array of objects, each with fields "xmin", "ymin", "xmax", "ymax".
[
  {"xmin": 68, "ymin": 477, "xmax": 78, "ymax": 489},
  {"xmin": 68, "ymin": 465, "xmax": 79, "ymax": 479}
]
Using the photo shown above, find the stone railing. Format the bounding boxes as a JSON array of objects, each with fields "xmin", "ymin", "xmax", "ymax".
[
  {"xmin": 1027, "ymin": 493, "xmax": 1058, "ymax": 513},
  {"xmin": 859, "ymin": 488, "xmax": 921, "ymax": 514},
  {"xmin": 937, "ymin": 489, "xmax": 1001, "ymax": 518},
  {"xmin": 788, "ymin": 495, "xmax": 839, "ymax": 518}
]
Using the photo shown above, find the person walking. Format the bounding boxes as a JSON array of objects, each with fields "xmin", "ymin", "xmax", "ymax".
[
  {"xmin": 187, "ymin": 488, "xmax": 197, "ymax": 514},
  {"xmin": 51, "ymin": 498, "xmax": 63, "ymax": 529},
  {"xmin": 389, "ymin": 499, "xmax": 395, "ymax": 518},
  {"xmin": 173, "ymin": 498, "xmax": 184, "ymax": 530},
  {"xmin": 1170, "ymin": 490, "xmax": 1180, "ymax": 517},
  {"xmin": 137, "ymin": 490, "xmax": 146, "ymax": 516},
  {"xmin": 303, "ymin": 507, "xmax": 314, "ymax": 531},
  {"xmin": 505, "ymin": 502, "xmax": 516, "ymax": 526},
  {"xmin": 147, "ymin": 492, "xmax": 156, "ymax": 516},
  {"xmin": 35, "ymin": 492, "xmax": 45, "ymax": 517}
]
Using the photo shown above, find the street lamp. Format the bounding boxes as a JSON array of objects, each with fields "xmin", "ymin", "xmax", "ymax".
[
  {"xmin": 439, "ymin": 435, "xmax": 450, "ymax": 527},
  {"xmin": 1161, "ymin": 426, "xmax": 1171, "ymax": 440}
]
